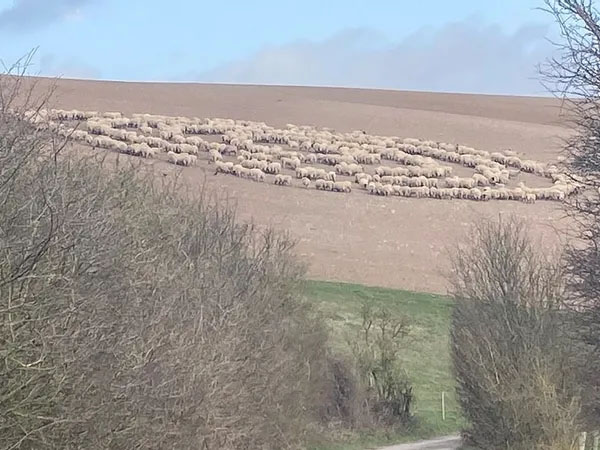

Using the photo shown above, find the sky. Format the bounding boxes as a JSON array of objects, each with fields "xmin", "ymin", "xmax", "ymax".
[{"xmin": 0, "ymin": 0, "xmax": 562, "ymax": 95}]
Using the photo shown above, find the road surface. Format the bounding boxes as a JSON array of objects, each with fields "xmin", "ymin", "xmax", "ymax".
[{"xmin": 376, "ymin": 435, "xmax": 462, "ymax": 450}]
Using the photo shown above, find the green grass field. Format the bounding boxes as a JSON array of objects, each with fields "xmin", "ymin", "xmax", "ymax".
[{"xmin": 303, "ymin": 280, "xmax": 463, "ymax": 449}]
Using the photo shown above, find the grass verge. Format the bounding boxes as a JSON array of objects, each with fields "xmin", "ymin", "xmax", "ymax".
[{"xmin": 304, "ymin": 280, "xmax": 463, "ymax": 449}]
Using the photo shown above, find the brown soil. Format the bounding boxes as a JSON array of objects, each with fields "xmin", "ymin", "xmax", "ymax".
[{"xmin": 35, "ymin": 77, "xmax": 573, "ymax": 294}]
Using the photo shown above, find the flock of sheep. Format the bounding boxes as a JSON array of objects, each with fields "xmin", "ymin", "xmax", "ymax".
[{"xmin": 25, "ymin": 108, "xmax": 579, "ymax": 204}]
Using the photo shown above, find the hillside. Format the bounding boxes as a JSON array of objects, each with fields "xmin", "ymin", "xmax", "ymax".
[{"xmin": 34, "ymin": 78, "xmax": 571, "ymax": 293}]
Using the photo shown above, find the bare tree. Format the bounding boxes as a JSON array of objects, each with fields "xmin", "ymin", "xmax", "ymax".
[
  {"xmin": 350, "ymin": 304, "xmax": 413, "ymax": 424},
  {"xmin": 540, "ymin": 0, "xmax": 600, "ymax": 426},
  {"xmin": 449, "ymin": 216, "xmax": 581, "ymax": 450}
]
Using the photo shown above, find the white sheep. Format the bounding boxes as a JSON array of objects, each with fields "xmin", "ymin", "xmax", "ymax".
[
  {"xmin": 296, "ymin": 167, "xmax": 309, "ymax": 179},
  {"xmin": 301, "ymin": 177, "xmax": 311, "ymax": 188},
  {"xmin": 265, "ymin": 162, "xmax": 282, "ymax": 174},
  {"xmin": 128, "ymin": 143, "xmax": 155, "ymax": 158},
  {"xmin": 249, "ymin": 168, "xmax": 266, "ymax": 182},
  {"xmin": 208, "ymin": 149, "xmax": 223, "ymax": 163},
  {"xmin": 324, "ymin": 171, "xmax": 337, "ymax": 182},
  {"xmin": 469, "ymin": 188, "xmax": 482, "ymax": 201},
  {"xmin": 167, "ymin": 151, "xmax": 195, "ymax": 166},
  {"xmin": 274, "ymin": 174, "xmax": 292, "ymax": 186},
  {"xmin": 410, "ymin": 186, "xmax": 430, "ymax": 198},
  {"xmin": 215, "ymin": 161, "xmax": 234, "ymax": 174},
  {"xmin": 300, "ymin": 153, "xmax": 317, "ymax": 164},
  {"xmin": 178, "ymin": 143, "xmax": 199, "ymax": 155},
  {"xmin": 355, "ymin": 172, "xmax": 372, "ymax": 183},
  {"xmin": 315, "ymin": 179, "xmax": 335, "ymax": 191},
  {"xmin": 332, "ymin": 181, "xmax": 352, "ymax": 193},
  {"xmin": 281, "ymin": 157, "xmax": 301, "ymax": 169}
]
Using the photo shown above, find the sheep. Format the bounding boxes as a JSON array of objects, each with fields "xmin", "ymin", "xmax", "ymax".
[
  {"xmin": 110, "ymin": 117, "xmax": 129, "ymax": 129},
  {"xmin": 480, "ymin": 188, "xmax": 492, "ymax": 201},
  {"xmin": 381, "ymin": 184, "xmax": 394, "ymax": 196},
  {"xmin": 127, "ymin": 143, "xmax": 156, "ymax": 158},
  {"xmin": 222, "ymin": 145, "xmax": 238, "ymax": 156},
  {"xmin": 367, "ymin": 182, "xmax": 378, "ymax": 194},
  {"xmin": 281, "ymin": 157, "xmax": 301, "ymax": 169},
  {"xmin": 393, "ymin": 185, "xmax": 411, "ymax": 197},
  {"xmin": 301, "ymin": 177, "xmax": 311, "ymax": 188},
  {"xmin": 376, "ymin": 166, "xmax": 393, "ymax": 176},
  {"xmin": 355, "ymin": 153, "xmax": 381, "ymax": 164},
  {"xmin": 70, "ymin": 112, "xmax": 562, "ymax": 202},
  {"xmin": 367, "ymin": 182, "xmax": 392, "ymax": 196},
  {"xmin": 265, "ymin": 162, "xmax": 282, "ymax": 174},
  {"xmin": 355, "ymin": 172, "xmax": 372, "ymax": 183},
  {"xmin": 274, "ymin": 174, "xmax": 292, "ymax": 186},
  {"xmin": 445, "ymin": 177, "xmax": 476, "ymax": 189},
  {"xmin": 295, "ymin": 167, "xmax": 328, "ymax": 180},
  {"xmin": 332, "ymin": 181, "xmax": 352, "ymax": 193},
  {"xmin": 358, "ymin": 178, "xmax": 369, "ymax": 189},
  {"xmin": 315, "ymin": 179, "xmax": 334, "ymax": 191},
  {"xmin": 299, "ymin": 153, "xmax": 317, "ymax": 164},
  {"xmin": 469, "ymin": 188, "xmax": 482, "ymax": 201},
  {"xmin": 178, "ymin": 143, "xmax": 199, "ymax": 155},
  {"xmin": 391, "ymin": 167, "xmax": 410, "ymax": 177},
  {"xmin": 215, "ymin": 161, "xmax": 234, "ymax": 174},
  {"xmin": 167, "ymin": 151, "xmax": 196, "ymax": 166},
  {"xmin": 240, "ymin": 159, "xmax": 268, "ymax": 170},
  {"xmin": 506, "ymin": 156, "xmax": 523, "ymax": 169},
  {"xmin": 436, "ymin": 188, "xmax": 454, "ymax": 200},
  {"xmin": 208, "ymin": 149, "xmax": 223, "ymax": 163},
  {"xmin": 70, "ymin": 129, "xmax": 89, "ymax": 141},
  {"xmin": 86, "ymin": 121, "xmax": 112, "ymax": 135},
  {"xmin": 524, "ymin": 193, "xmax": 537, "ymax": 203},
  {"xmin": 444, "ymin": 177, "xmax": 459, "ymax": 188},
  {"xmin": 108, "ymin": 140, "xmax": 128, "ymax": 153},
  {"xmin": 335, "ymin": 162, "xmax": 363, "ymax": 176},
  {"xmin": 249, "ymin": 168, "xmax": 266, "ymax": 182},
  {"xmin": 506, "ymin": 188, "xmax": 524, "ymax": 202},
  {"xmin": 232, "ymin": 164, "xmax": 244, "ymax": 177},
  {"xmin": 123, "ymin": 131, "xmax": 140, "ymax": 143},
  {"xmin": 324, "ymin": 171, "xmax": 337, "ymax": 182},
  {"xmin": 472, "ymin": 173, "xmax": 490, "ymax": 186},
  {"xmin": 521, "ymin": 160, "xmax": 544, "ymax": 174},
  {"xmin": 296, "ymin": 167, "xmax": 309, "ymax": 179}
]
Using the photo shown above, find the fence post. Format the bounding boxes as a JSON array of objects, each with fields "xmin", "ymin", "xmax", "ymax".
[
  {"xmin": 441, "ymin": 391, "xmax": 446, "ymax": 421},
  {"xmin": 593, "ymin": 430, "xmax": 599, "ymax": 450},
  {"xmin": 579, "ymin": 432, "xmax": 587, "ymax": 450}
]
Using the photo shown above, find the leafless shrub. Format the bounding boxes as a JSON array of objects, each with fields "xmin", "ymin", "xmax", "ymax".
[
  {"xmin": 0, "ymin": 63, "xmax": 335, "ymax": 449},
  {"xmin": 350, "ymin": 304, "xmax": 414, "ymax": 425},
  {"xmin": 318, "ymin": 356, "xmax": 369, "ymax": 428},
  {"xmin": 449, "ymin": 216, "xmax": 581, "ymax": 450}
]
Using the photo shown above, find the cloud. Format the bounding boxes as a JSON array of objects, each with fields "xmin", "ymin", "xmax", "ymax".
[
  {"xmin": 0, "ymin": 0, "xmax": 94, "ymax": 32},
  {"xmin": 194, "ymin": 19, "xmax": 556, "ymax": 95},
  {"xmin": 39, "ymin": 53, "xmax": 102, "ymax": 79}
]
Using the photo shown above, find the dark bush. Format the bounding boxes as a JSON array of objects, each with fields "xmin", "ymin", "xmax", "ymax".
[{"xmin": 350, "ymin": 303, "xmax": 414, "ymax": 425}]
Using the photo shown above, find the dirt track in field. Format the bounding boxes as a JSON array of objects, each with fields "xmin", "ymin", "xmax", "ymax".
[
  {"xmin": 376, "ymin": 435, "xmax": 462, "ymax": 450},
  {"xmin": 34, "ymin": 78, "xmax": 573, "ymax": 294}
]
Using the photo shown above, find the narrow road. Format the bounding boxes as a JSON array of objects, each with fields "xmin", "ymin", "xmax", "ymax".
[{"xmin": 375, "ymin": 435, "xmax": 462, "ymax": 450}]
